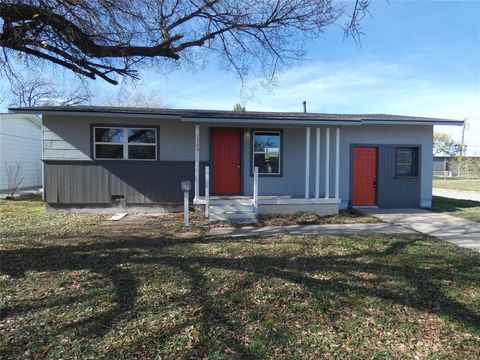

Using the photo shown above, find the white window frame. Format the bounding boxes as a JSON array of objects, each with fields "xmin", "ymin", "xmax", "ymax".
[
  {"xmin": 93, "ymin": 126, "xmax": 157, "ymax": 161},
  {"xmin": 252, "ymin": 130, "xmax": 281, "ymax": 175}
]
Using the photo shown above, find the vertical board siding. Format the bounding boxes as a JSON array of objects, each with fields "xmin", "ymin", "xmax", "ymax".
[
  {"xmin": 377, "ymin": 145, "xmax": 420, "ymax": 208},
  {"xmin": 44, "ymin": 161, "xmax": 207, "ymax": 204}
]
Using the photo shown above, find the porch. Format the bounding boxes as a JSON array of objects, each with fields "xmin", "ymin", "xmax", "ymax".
[{"xmin": 190, "ymin": 124, "xmax": 343, "ymax": 221}]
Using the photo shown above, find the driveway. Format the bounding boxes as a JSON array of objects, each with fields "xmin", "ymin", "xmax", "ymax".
[
  {"xmin": 361, "ymin": 208, "xmax": 480, "ymax": 252},
  {"xmin": 433, "ymin": 188, "xmax": 480, "ymax": 202}
]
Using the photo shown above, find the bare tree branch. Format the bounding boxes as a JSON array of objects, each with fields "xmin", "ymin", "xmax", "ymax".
[{"xmin": 0, "ymin": 0, "xmax": 368, "ymax": 85}]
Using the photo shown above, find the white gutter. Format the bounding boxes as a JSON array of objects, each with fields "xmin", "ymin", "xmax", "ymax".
[{"xmin": 361, "ymin": 120, "xmax": 464, "ymax": 126}]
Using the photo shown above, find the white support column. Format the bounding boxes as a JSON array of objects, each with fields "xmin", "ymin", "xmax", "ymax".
[
  {"xmin": 253, "ymin": 166, "xmax": 259, "ymax": 214},
  {"xmin": 315, "ymin": 128, "xmax": 321, "ymax": 199},
  {"xmin": 335, "ymin": 127, "xmax": 340, "ymax": 199},
  {"xmin": 305, "ymin": 127, "xmax": 311, "ymax": 199},
  {"xmin": 194, "ymin": 124, "xmax": 200, "ymax": 200},
  {"xmin": 205, "ymin": 166, "xmax": 210, "ymax": 218},
  {"xmin": 325, "ymin": 128, "xmax": 330, "ymax": 199}
]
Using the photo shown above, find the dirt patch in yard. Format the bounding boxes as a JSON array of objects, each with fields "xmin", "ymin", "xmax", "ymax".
[
  {"xmin": 2, "ymin": 196, "xmax": 480, "ymax": 359},
  {"xmin": 97, "ymin": 209, "xmax": 380, "ymax": 236},
  {"xmin": 256, "ymin": 209, "xmax": 379, "ymax": 227}
]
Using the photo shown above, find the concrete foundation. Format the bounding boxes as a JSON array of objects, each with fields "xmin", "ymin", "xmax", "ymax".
[
  {"xmin": 259, "ymin": 203, "xmax": 339, "ymax": 216},
  {"xmin": 46, "ymin": 203, "xmax": 183, "ymax": 214}
]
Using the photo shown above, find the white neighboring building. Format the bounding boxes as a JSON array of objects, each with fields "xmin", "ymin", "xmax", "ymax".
[{"xmin": 0, "ymin": 113, "xmax": 42, "ymax": 194}]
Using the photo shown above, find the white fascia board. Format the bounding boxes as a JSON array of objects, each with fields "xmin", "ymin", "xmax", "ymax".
[
  {"xmin": 361, "ymin": 120, "xmax": 464, "ymax": 126},
  {"xmin": 181, "ymin": 117, "xmax": 361, "ymax": 126},
  {"xmin": 10, "ymin": 110, "xmax": 182, "ymax": 120}
]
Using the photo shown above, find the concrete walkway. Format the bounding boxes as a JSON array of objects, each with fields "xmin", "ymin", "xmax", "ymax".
[
  {"xmin": 433, "ymin": 188, "xmax": 480, "ymax": 202},
  {"xmin": 362, "ymin": 208, "xmax": 480, "ymax": 252},
  {"xmin": 208, "ymin": 223, "xmax": 414, "ymax": 238}
]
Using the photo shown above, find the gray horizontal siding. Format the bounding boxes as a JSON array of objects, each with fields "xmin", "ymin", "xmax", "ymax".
[{"xmin": 44, "ymin": 161, "xmax": 207, "ymax": 204}]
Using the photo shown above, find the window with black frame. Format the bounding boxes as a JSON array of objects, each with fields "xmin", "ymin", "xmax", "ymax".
[
  {"xmin": 252, "ymin": 131, "xmax": 281, "ymax": 175},
  {"xmin": 94, "ymin": 127, "xmax": 157, "ymax": 160},
  {"xmin": 395, "ymin": 147, "xmax": 418, "ymax": 176}
]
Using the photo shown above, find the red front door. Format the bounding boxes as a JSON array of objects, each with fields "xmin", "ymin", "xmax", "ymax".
[
  {"xmin": 352, "ymin": 147, "xmax": 377, "ymax": 206},
  {"xmin": 212, "ymin": 129, "xmax": 241, "ymax": 194}
]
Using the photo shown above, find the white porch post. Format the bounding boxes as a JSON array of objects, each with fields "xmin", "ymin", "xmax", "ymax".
[
  {"xmin": 335, "ymin": 127, "xmax": 340, "ymax": 199},
  {"xmin": 194, "ymin": 124, "xmax": 200, "ymax": 200},
  {"xmin": 305, "ymin": 127, "xmax": 311, "ymax": 199},
  {"xmin": 205, "ymin": 166, "xmax": 210, "ymax": 218},
  {"xmin": 325, "ymin": 128, "xmax": 330, "ymax": 199},
  {"xmin": 315, "ymin": 128, "xmax": 321, "ymax": 199},
  {"xmin": 253, "ymin": 166, "xmax": 259, "ymax": 214}
]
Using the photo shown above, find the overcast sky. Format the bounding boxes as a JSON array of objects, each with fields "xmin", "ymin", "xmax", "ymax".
[{"xmin": 1, "ymin": 1, "xmax": 479, "ymax": 153}]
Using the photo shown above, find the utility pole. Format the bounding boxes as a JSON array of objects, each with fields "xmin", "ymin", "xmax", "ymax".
[
  {"xmin": 459, "ymin": 118, "xmax": 469, "ymax": 177},
  {"xmin": 461, "ymin": 118, "xmax": 467, "ymax": 156}
]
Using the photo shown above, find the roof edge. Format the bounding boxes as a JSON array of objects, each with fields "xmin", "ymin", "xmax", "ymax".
[{"xmin": 8, "ymin": 106, "xmax": 464, "ymax": 126}]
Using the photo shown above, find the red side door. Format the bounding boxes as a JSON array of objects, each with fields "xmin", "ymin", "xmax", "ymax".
[
  {"xmin": 352, "ymin": 147, "xmax": 377, "ymax": 206},
  {"xmin": 212, "ymin": 129, "xmax": 241, "ymax": 194}
]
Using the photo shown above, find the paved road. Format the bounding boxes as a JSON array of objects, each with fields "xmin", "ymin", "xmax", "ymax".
[
  {"xmin": 362, "ymin": 208, "xmax": 480, "ymax": 252},
  {"xmin": 433, "ymin": 188, "xmax": 480, "ymax": 202}
]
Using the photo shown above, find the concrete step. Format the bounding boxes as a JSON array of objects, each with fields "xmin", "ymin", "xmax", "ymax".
[
  {"xmin": 208, "ymin": 199, "xmax": 257, "ymax": 223},
  {"xmin": 209, "ymin": 199, "xmax": 254, "ymax": 206},
  {"xmin": 210, "ymin": 214, "xmax": 257, "ymax": 223},
  {"xmin": 209, "ymin": 209, "xmax": 257, "ymax": 223},
  {"xmin": 209, "ymin": 204, "xmax": 254, "ymax": 213}
]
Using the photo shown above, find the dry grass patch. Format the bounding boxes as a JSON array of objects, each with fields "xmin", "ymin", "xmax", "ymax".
[{"xmin": 1, "ymin": 196, "xmax": 479, "ymax": 359}]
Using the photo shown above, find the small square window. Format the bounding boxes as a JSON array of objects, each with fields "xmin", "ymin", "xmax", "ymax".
[
  {"xmin": 252, "ymin": 131, "xmax": 281, "ymax": 175},
  {"xmin": 395, "ymin": 147, "xmax": 418, "ymax": 177}
]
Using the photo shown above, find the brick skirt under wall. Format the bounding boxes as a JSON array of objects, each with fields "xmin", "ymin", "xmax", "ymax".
[{"xmin": 43, "ymin": 160, "xmax": 208, "ymax": 205}]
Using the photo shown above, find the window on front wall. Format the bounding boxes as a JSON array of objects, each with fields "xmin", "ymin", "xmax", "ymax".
[
  {"xmin": 395, "ymin": 147, "xmax": 418, "ymax": 176},
  {"xmin": 252, "ymin": 131, "xmax": 281, "ymax": 175},
  {"xmin": 94, "ymin": 127, "xmax": 157, "ymax": 160}
]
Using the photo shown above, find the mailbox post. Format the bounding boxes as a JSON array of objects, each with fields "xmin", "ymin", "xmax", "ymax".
[{"xmin": 181, "ymin": 180, "xmax": 191, "ymax": 225}]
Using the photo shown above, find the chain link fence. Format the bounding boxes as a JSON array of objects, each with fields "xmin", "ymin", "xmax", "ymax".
[{"xmin": 433, "ymin": 157, "xmax": 480, "ymax": 179}]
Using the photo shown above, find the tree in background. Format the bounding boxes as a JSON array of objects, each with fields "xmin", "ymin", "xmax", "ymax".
[
  {"xmin": 0, "ymin": 0, "xmax": 370, "ymax": 85},
  {"xmin": 433, "ymin": 132, "xmax": 465, "ymax": 157},
  {"xmin": 98, "ymin": 86, "xmax": 165, "ymax": 108},
  {"xmin": 233, "ymin": 103, "xmax": 246, "ymax": 112},
  {"xmin": 9, "ymin": 75, "xmax": 91, "ymax": 107},
  {"xmin": 2, "ymin": 160, "xmax": 24, "ymax": 199}
]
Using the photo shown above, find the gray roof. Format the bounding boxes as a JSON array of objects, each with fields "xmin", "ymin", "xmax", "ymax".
[{"xmin": 8, "ymin": 105, "xmax": 464, "ymax": 126}]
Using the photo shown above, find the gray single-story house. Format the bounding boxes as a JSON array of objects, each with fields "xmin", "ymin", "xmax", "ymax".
[{"xmin": 10, "ymin": 106, "xmax": 463, "ymax": 220}]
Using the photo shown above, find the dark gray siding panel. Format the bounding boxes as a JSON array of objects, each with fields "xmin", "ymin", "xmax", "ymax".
[
  {"xmin": 44, "ymin": 161, "xmax": 208, "ymax": 204},
  {"xmin": 377, "ymin": 145, "xmax": 420, "ymax": 208}
]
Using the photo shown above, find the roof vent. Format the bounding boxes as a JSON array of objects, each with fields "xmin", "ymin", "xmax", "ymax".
[{"xmin": 302, "ymin": 101, "xmax": 307, "ymax": 113}]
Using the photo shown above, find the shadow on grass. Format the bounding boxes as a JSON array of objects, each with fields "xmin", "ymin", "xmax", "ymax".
[
  {"xmin": 2, "ymin": 194, "xmax": 43, "ymax": 202},
  {"xmin": 1, "ymin": 234, "xmax": 479, "ymax": 357},
  {"xmin": 432, "ymin": 196, "xmax": 480, "ymax": 212}
]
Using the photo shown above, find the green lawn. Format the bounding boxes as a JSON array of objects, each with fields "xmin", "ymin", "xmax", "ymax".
[
  {"xmin": 433, "ymin": 179, "xmax": 480, "ymax": 192},
  {"xmin": 1, "ymin": 198, "xmax": 480, "ymax": 359},
  {"xmin": 431, "ymin": 196, "xmax": 480, "ymax": 223}
]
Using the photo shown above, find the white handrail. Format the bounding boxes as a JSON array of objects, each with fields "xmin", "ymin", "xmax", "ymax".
[
  {"xmin": 253, "ymin": 166, "xmax": 259, "ymax": 214},
  {"xmin": 205, "ymin": 166, "xmax": 210, "ymax": 218}
]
